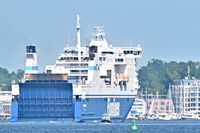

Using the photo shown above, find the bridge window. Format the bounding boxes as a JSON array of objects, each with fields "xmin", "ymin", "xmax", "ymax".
[{"xmin": 115, "ymin": 58, "xmax": 123, "ymax": 62}]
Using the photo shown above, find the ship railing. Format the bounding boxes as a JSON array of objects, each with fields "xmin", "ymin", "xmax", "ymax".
[
  {"xmin": 56, "ymin": 60, "xmax": 89, "ymax": 63},
  {"xmin": 55, "ymin": 65, "xmax": 88, "ymax": 68},
  {"xmin": 64, "ymin": 66, "xmax": 88, "ymax": 69},
  {"xmin": 70, "ymin": 72, "xmax": 88, "ymax": 75}
]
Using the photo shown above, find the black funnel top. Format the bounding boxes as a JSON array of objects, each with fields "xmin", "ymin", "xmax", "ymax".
[{"xmin": 26, "ymin": 46, "xmax": 36, "ymax": 53}]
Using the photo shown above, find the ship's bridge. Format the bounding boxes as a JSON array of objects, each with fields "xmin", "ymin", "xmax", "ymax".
[
  {"xmin": 114, "ymin": 46, "xmax": 142, "ymax": 58},
  {"xmin": 89, "ymin": 26, "xmax": 109, "ymax": 48}
]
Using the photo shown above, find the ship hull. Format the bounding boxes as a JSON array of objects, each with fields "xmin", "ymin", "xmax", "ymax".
[{"xmin": 74, "ymin": 96, "xmax": 135, "ymax": 122}]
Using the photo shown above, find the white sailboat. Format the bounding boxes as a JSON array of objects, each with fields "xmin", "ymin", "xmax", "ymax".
[{"xmin": 147, "ymin": 97, "xmax": 156, "ymax": 120}]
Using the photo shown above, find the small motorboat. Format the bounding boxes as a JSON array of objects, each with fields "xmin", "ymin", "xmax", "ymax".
[{"xmin": 101, "ymin": 114, "xmax": 112, "ymax": 123}]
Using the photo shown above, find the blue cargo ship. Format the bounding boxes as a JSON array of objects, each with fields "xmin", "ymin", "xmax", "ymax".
[{"xmin": 11, "ymin": 15, "xmax": 142, "ymax": 122}]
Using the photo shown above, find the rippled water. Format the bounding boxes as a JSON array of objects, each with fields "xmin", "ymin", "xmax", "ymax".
[{"xmin": 0, "ymin": 120, "xmax": 200, "ymax": 133}]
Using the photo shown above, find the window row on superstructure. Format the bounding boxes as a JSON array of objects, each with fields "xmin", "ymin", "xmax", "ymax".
[
  {"xmin": 123, "ymin": 50, "xmax": 141, "ymax": 55},
  {"xmin": 115, "ymin": 58, "xmax": 124, "ymax": 62},
  {"xmin": 54, "ymin": 64, "xmax": 88, "ymax": 69},
  {"xmin": 101, "ymin": 51, "xmax": 114, "ymax": 56},
  {"xmin": 70, "ymin": 70, "xmax": 88, "ymax": 74},
  {"xmin": 58, "ymin": 57, "xmax": 89, "ymax": 62},
  {"xmin": 64, "ymin": 50, "xmax": 84, "ymax": 55}
]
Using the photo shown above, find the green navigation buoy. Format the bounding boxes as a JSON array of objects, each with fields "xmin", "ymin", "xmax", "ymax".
[{"xmin": 131, "ymin": 120, "xmax": 138, "ymax": 132}]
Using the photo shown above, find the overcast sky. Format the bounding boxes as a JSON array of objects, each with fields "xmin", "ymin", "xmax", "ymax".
[{"xmin": 0, "ymin": 0, "xmax": 200, "ymax": 72}]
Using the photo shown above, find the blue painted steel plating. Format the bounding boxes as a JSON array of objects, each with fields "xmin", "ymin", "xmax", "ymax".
[
  {"xmin": 25, "ymin": 66, "xmax": 38, "ymax": 71},
  {"xmin": 17, "ymin": 80, "xmax": 73, "ymax": 120},
  {"xmin": 74, "ymin": 100, "xmax": 82, "ymax": 122},
  {"xmin": 80, "ymin": 97, "xmax": 134, "ymax": 121},
  {"xmin": 88, "ymin": 66, "xmax": 96, "ymax": 70},
  {"xmin": 11, "ymin": 100, "xmax": 19, "ymax": 121}
]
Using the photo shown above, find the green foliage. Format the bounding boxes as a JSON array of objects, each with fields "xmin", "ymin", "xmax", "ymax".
[
  {"xmin": 0, "ymin": 67, "xmax": 24, "ymax": 91},
  {"xmin": 138, "ymin": 59, "xmax": 200, "ymax": 95}
]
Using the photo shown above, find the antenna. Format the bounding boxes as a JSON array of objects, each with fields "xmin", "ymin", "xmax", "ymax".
[
  {"xmin": 77, "ymin": 15, "xmax": 81, "ymax": 47},
  {"xmin": 77, "ymin": 0, "xmax": 81, "ymax": 14},
  {"xmin": 76, "ymin": 15, "xmax": 81, "ymax": 63},
  {"xmin": 66, "ymin": 32, "xmax": 70, "ymax": 47}
]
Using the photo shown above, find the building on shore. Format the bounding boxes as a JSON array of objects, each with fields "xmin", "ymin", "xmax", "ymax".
[
  {"xmin": 170, "ymin": 77, "xmax": 200, "ymax": 115},
  {"xmin": 127, "ymin": 93, "xmax": 175, "ymax": 119},
  {"xmin": 0, "ymin": 91, "xmax": 12, "ymax": 119},
  {"xmin": 144, "ymin": 93, "xmax": 175, "ymax": 115}
]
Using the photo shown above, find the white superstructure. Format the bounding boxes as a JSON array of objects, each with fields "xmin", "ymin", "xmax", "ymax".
[
  {"xmin": 45, "ymin": 17, "xmax": 142, "ymax": 94},
  {"xmin": 44, "ymin": 15, "xmax": 142, "ymax": 121}
]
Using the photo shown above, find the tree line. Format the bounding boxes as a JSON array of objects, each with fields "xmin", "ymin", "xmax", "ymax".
[
  {"xmin": 138, "ymin": 59, "xmax": 200, "ymax": 95},
  {"xmin": 0, "ymin": 67, "xmax": 24, "ymax": 91}
]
